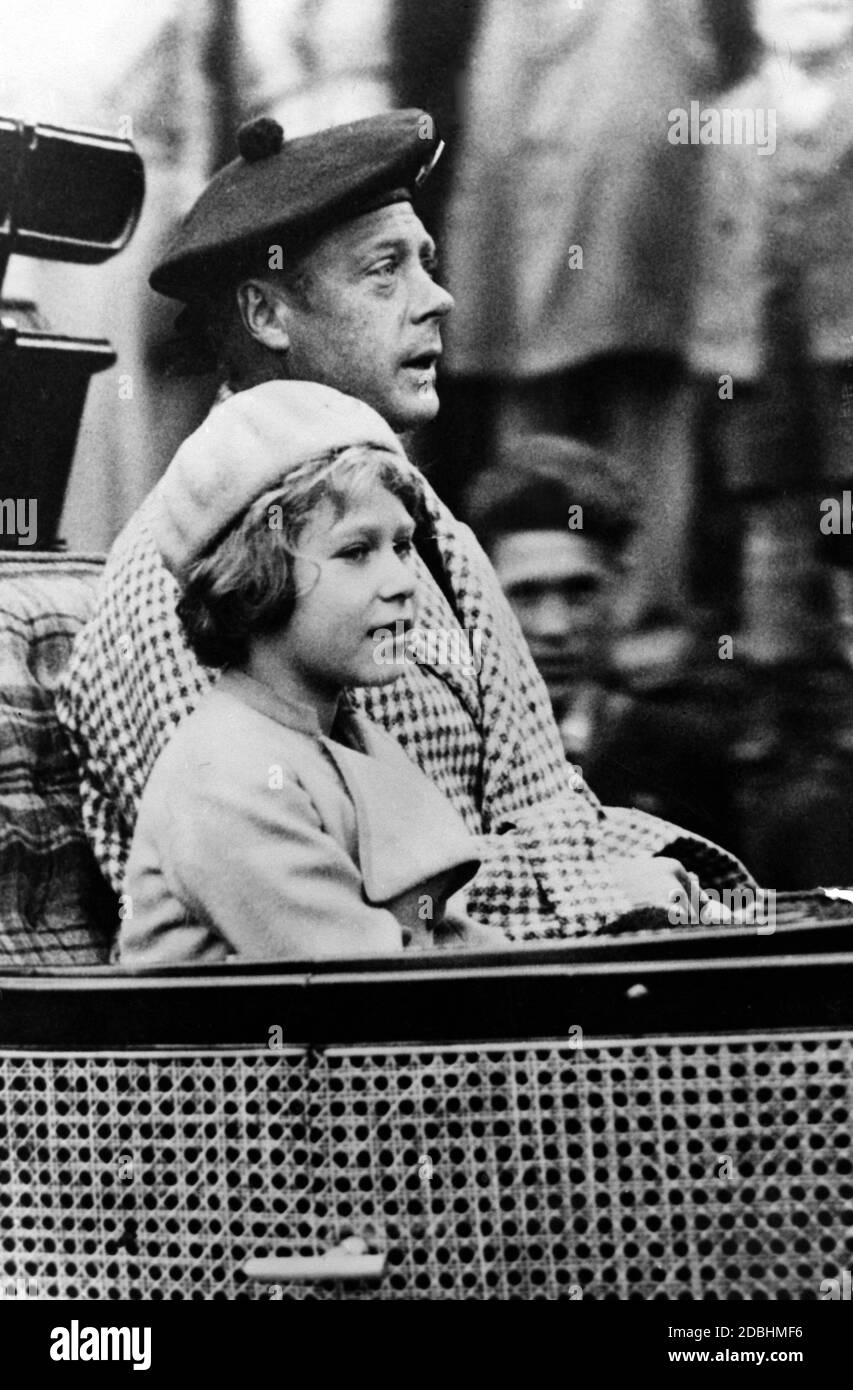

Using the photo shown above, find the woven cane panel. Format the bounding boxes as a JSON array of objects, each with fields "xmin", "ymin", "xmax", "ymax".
[{"xmin": 1, "ymin": 1034, "xmax": 851, "ymax": 1300}]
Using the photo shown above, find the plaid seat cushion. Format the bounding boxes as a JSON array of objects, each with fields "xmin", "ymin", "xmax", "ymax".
[{"xmin": 0, "ymin": 554, "xmax": 115, "ymax": 965}]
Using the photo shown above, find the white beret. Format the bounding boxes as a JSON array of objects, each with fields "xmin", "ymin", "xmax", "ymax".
[{"xmin": 150, "ymin": 380, "xmax": 408, "ymax": 576}]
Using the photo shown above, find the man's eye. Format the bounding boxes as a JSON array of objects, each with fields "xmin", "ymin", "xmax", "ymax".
[
  {"xmin": 422, "ymin": 255, "xmax": 439, "ymax": 279},
  {"xmin": 369, "ymin": 258, "xmax": 398, "ymax": 280},
  {"xmin": 395, "ymin": 538, "xmax": 415, "ymax": 559}
]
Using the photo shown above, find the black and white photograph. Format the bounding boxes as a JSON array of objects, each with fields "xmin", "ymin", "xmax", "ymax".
[{"xmin": 0, "ymin": 0, "xmax": 852, "ymax": 1348}]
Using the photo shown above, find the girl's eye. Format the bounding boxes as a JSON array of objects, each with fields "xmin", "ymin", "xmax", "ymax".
[
  {"xmin": 395, "ymin": 538, "xmax": 415, "ymax": 559},
  {"xmin": 339, "ymin": 545, "xmax": 369, "ymax": 562}
]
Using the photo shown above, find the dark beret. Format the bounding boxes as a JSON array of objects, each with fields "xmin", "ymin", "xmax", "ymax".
[{"xmin": 150, "ymin": 109, "xmax": 444, "ymax": 302}]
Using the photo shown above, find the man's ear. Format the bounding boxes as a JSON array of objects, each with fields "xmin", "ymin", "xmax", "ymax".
[{"xmin": 235, "ymin": 278, "xmax": 291, "ymax": 352}]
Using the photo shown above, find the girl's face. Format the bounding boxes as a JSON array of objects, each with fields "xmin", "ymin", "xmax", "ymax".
[{"xmin": 274, "ymin": 482, "xmax": 418, "ymax": 699}]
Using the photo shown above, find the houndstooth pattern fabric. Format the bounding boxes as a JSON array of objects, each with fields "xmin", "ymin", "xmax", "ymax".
[{"xmin": 55, "ymin": 450, "xmax": 753, "ymax": 940}]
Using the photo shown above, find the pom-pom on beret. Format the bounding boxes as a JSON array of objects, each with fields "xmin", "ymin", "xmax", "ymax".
[
  {"xmin": 150, "ymin": 380, "xmax": 410, "ymax": 578},
  {"xmin": 236, "ymin": 116, "xmax": 284, "ymax": 163},
  {"xmin": 150, "ymin": 109, "xmax": 444, "ymax": 303}
]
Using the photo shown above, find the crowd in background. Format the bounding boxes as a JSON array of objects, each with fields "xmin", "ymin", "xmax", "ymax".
[{"xmin": 404, "ymin": 0, "xmax": 853, "ymax": 890}]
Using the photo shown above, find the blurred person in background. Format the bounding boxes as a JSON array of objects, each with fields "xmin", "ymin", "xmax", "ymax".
[
  {"xmin": 690, "ymin": 0, "xmax": 853, "ymax": 646},
  {"xmin": 444, "ymin": 0, "xmax": 853, "ymax": 889},
  {"xmin": 443, "ymin": 0, "xmax": 757, "ymax": 620},
  {"xmin": 465, "ymin": 437, "xmax": 631, "ymax": 735},
  {"xmin": 465, "ymin": 437, "xmax": 739, "ymax": 849},
  {"xmin": 688, "ymin": 0, "xmax": 853, "ymax": 888}
]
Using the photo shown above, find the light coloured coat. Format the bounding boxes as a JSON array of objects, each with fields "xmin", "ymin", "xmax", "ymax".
[{"xmin": 120, "ymin": 670, "xmax": 484, "ymax": 965}]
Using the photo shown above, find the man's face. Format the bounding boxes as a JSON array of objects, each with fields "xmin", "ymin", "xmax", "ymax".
[
  {"xmin": 276, "ymin": 202, "xmax": 454, "ymax": 432},
  {"xmin": 490, "ymin": 529, "xmax": 615, "ymax": 704},
  {"xmin": 276, "ymin": 481, "xmax": 418, "ymax": 701}
]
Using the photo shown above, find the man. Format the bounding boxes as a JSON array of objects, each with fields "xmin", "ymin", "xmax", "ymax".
[
  {"xmin": 465, "ymin": 437, "xmax": 739, "ymax": 849},
  {"xmin": 57, "ymin": 110, "xmax": 752, "ymax": 942},
  {"xmin": 465, "ymin": 437, "xmax": 631, "ymax": 734}
]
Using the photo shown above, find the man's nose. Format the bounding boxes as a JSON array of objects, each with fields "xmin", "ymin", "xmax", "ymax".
[
  {"xmin": 528, "ymin": 593, "xmax": 576, "ymax": 638},
  {"xmin": 415, "ymin": 271, "xmax": 454, "ymax": 321}
]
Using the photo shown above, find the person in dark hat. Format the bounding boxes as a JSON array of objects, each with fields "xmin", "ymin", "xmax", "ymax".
[
  {"xmin": 152, "ymin": 110, "xmax": 450, "ymax": 430},
  {"xmin": 56, "ymin": 111, "xmax": 756, "ymax": 945},
  {"xmin": 465, "ymin": 437, "xmax": 635, "ymax": 729}
]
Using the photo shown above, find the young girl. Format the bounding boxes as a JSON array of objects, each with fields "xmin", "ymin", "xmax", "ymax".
[{"xmin": 119, "ymin": 381, "xmax": 489, "ymax": 965}]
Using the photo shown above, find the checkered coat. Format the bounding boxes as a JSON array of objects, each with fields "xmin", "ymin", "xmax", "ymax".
[{"xmin": 55, "ymin": 462, "xmax": 752, "ymax": 940}]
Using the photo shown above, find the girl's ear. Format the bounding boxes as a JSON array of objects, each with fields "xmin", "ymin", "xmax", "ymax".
[{"xmin": 236, "ymin": 279, "xmax": 291, "ymax": 352}]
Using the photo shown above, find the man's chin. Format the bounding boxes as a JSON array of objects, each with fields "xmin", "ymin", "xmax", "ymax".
[{"xmin": 391, "ymin": 385, "xmax": 440, "ymax": 431}]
